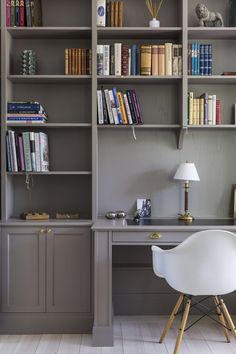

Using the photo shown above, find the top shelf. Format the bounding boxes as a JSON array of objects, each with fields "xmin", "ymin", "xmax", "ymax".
[
  {"xmin": 7, "ymin": 27, "xmax": 92, "ymax": 39},
  {"xmin": 97, "ymin": 27, "xmax": 182, "ymax": 39}
]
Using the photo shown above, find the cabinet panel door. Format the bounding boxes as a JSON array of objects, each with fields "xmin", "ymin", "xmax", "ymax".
[
  {"xmin": 46, "ymin": 227, "xmax": 91, "ymax": 313},
  {"xmin": 2, "ymin": 227, "xmax": 46, "ymax": 312}
]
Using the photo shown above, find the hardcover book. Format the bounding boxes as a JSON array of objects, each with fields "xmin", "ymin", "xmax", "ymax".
[
  {"xmin": 141, "ymin": 45, "xmax": 151, "ymax": 76},
  {"xmin": 97, "ymin": 0, "xmax": 106, "ymax": 27}
]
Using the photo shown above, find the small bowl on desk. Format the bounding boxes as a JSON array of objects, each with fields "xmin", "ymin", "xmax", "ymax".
[
  {"xmin": 115, "ymin": 211, "xmax": 127, "ymax": 219},
  {"xmin": 105, "ymin": 211, "xmax": 116, "ymax": 220}
]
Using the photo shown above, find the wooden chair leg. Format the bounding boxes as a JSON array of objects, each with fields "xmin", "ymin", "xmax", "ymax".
[
  {"xmin": 159, "ymin": 294, "xmax": 184, "ymax": 344},
  {"xmin": 173, "ymin": 298, "xmax": 191, "ymax": 354},
  {"xmin": 214, "ymin": 296, "xmax": 230, "ymax": 343},
  {"xmin": 219, "ymin": 297, "xmax": 236, "ymax": 341}
]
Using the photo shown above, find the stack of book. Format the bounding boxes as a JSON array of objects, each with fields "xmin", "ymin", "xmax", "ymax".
[
  {"xmin": 65, "ymin": 48, "xmax": 92, "ymax": 75},
  {"xmin": 7, "ymin": 102, "xmax": 47, "ymax": 124},
  {"xmin": 188, "ymin": 92, "xmax": 222, "ymax": 125},
  {"xmin": 97, "ymin": 0, "xmax": 123, "ymax": 27},
  {"xmin": 188, "ymin": 43, "xmax": 212, "ymax": 76},
  {"xmin": 97, "ymin": 43, "xmax": 182, "ymax": 76},
  {"xmin": 6, "ymin": 0, "xmax": 42, "ymax": 27},
  {"xmin": 97, "ymin": 87, "xmax": 143, "ymax": 125},
  {"xmin": 6, "ymin": 130, "xmax": 49, "ymax": 172}
]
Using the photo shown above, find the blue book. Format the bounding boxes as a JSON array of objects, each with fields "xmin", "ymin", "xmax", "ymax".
[
  {"xmin": 204, "ymin": 44, "xmax": 209, "ymax": 76},
  {"xmin": 191, "ymin": 43, "xmax": 195, "ymax": 75},
  {"xmin": 197, "ymin": 43, "xmax": 200, "ymax": 75},
  {"xmin": 200, "ymin": 45, "xmax": 205, "ymax": 76},
  {"xmin": 7, "ymin": 117, "xmax": 46, "ymax": 121},
  {"xmin": 112, "ymin": 88, "xmax": 123, "ymax": 124},
  {"xmin": 208, "ymin": 44, "xmax": 212, "ymax": 76},
  {"xmin": 8, "ymin": 102, "xmax": 45, "ymax": 113},
  {"xmin": 15, "ymin": 0, "xmax": 20, "ymax": 26},
  {"xmin": 194, "ymin": 43, "xmax": 198, "ymax": 76},
  {"xmin": 131, "ymin": 45, "xmax": 137, "ymax": 76},
  {"xmin": 136, "ymin": 46, "xmax": 140, "ymax": 75},
  {"xmin": 6, "ymin": 134, "xmax": 12, "ymax": 172}
]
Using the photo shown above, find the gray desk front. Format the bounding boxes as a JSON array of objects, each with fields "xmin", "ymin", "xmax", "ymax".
[{"xmin": 92, "ymin": 218, "xmax": 236, "ymax": 347}]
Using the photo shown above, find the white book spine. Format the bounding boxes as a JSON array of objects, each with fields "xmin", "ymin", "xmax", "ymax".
[
  {"xmin": 208, "ymin": 95, "xmax": 213, "ymax": 125},
  {"xmin": 104, "ymin": 89, "xmax": 114, "ymax": 124},
  {"xmin": 108, "ymin": 90, "xmax": 119, "ymax": 124},
  {"xmin": 128, "ymin": 49, "xmax": 131, "ymax": 76},
  {"xmin": 178, "ymin": 44, "xmax": 182, "ymax": 76},
  {"xmin": 34, "ymin": 133, "xmax": 41, "ymax": 172},
  {"xmin": 212, "ymin": 94, "xmax": 216, "ymax": 125},
  {"xmin": 97, "ymin": 0, "xmax": 106, "ymax": 27},
  {"xmin": 39, "ymin": 132, "xmax": 49, "ymax": 172},
  {"xmin": 165, "ymin": 43, "xmax": 173, "ymax": 76},
  {"xmin": 97, "ymin": 45, "xmax": 104, "ymax": 76},
  {"xmin": 114, "ymin": 43, "xmax": 122, "ymax": 76},
  {"xmin": 123, "ymin": 93, "xmax": 133, "ymax": 124},
  {"xmin": 97, "ymin": 90, "xmax": 104, "ymax": 124},
  {"xmin": 29, "ymin": 131, "xmax": 36, "ymax": 171},
  {"xmin": 103, "ymin": 45, "xmax": 110, "ymax": 76},
  {"xmin": 172, "ymin": 44, "xmax": 179, "ymax": 76}
]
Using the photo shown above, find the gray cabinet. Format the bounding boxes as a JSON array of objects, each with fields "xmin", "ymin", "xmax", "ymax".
[
  {"xmin": 46, "ymin": 227, "xmax": 91, "ymax": 313},
  {"xmin": 2, "ymin": 227, "xmax": 46, "ymax": 312},
  {"xmin": 1, "ymin": 226, "xmax": 91, "ymax": 313}
]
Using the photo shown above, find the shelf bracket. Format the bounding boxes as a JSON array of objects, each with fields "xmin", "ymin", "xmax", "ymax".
[{"xmin": 177, "ymin": 128, "xmax": 187, "ymax": 150}]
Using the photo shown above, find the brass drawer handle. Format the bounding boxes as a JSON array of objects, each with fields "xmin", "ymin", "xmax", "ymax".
[{"xmin": 149, "ymin": 232, "xmax": 162, "ymax": 240}]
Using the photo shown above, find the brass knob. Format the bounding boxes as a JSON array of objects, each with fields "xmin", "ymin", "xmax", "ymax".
[
  {"xmin": 39, "ymin": 229, "xmax": 45, "ymax": 234},
  {"xmin": 149, "ymin": 232, "xmax": 162, "ymax": 240},
  {"xmin": 47, "ymin": 229, "xmax": 52, "ymax": 234}
]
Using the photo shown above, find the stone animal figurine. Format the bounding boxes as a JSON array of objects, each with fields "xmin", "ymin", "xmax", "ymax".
[{"xmin": 195, "ymin": 3, "xmax": 224, "ymax": 27}]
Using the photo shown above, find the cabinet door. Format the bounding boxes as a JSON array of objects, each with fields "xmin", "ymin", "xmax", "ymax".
[
  {"xmin": 46, "ymin": 227, "xmax": 91, "ymax": 313},
  {"xmin": 2, "ymin": 227, "xmax": 46, "ymax": 312}
]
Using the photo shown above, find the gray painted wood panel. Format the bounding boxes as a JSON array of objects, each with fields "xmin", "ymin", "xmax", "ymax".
[
  {"xmin": 1, "ymin": 227, "xmax": 46, "ymax": 312},
  {"xmin": 46, "ymin": 227, "xmax": 91, "ymax": 313}
]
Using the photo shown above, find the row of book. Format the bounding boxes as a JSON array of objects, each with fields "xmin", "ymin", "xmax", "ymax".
[
  {"xmin": 65, "ymin": 48, "xmax": 92, "ymax": 76},
  {"xmin": 6, "ymin": 130, "xmax": 49, "ymax": 172},
  {"xmin": 97, "ymin": 88, "xmax": 143, "ymax": 125},
  {"xmin": 97, "ymin": 43, "xmax": 182, "ymax": 76},
  {"xmin": 7, "ymin": 101, "xmax": 47, "ymax": 123},
  {"xmin": 97, "ymin": 0, "xmax": 123, "ymax": 27},
  {"xmin": 6, "ymin": 0, "xmax": 42, "ymax": 27},
  {"xmin": 188, "ymin": 43, "xmax": 212, "ymax": 76},
  {"xmin": 188, "ymin": 92, "xmax": 221, "ymax": 125}
]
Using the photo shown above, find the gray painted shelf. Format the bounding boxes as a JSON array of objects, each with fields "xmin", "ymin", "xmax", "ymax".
[
  {"xmin": 97, "ymin": 27, "xmax": 182, "ymax": 39},
  {"xmin": 97, "ymin": 124, "xmax": 181, "ymax": 129},
  {"xmin": 7, "ymin": 123, "xmax": 92, "ymax": 128},
  {"xmin": 97, "ymin": 75, "xmax": 182, "ymax": 84},
  {"xmin": 7, "ymin": 27, "xmax": 92, "ymax": 39},
  {"xmin": 7, "ymin": 75, "xmax": 92, "ymax": 83},
  {"xmin": 7, "ymin": 171, "xmax": 92, "ymax": 175},
  {"xmin": 188, "ymin": 76, "xmax": 236, "ymax": 84}
]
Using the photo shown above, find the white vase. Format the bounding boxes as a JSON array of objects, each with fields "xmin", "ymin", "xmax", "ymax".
[{"xmin": 149, "ymin": 18, "xmax": 160, "ymax": 27}]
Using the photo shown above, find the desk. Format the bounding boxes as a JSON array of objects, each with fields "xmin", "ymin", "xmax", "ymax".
[{"xmin": 92, "ymin": 218, "xmax": 236, "ymax": 347}]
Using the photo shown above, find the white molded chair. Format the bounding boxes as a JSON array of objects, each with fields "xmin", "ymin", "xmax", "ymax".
[{"xmin": 152, "ymin": 230, "xmax": 236, "ymax": 354}]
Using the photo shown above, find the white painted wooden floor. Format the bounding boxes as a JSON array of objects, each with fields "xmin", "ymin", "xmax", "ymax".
[{"xmin": 0, "ymin": 315, "xmax": 236, "ymax": 353}]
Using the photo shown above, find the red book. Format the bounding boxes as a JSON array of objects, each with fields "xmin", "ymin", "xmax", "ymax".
[
  {"xmin": 20, "ymin": 0, "xmax": 25, "ymax": 26},
  {"xmin": 6, "ymin": 0, "xmax": 11, "ymax": 26},
  {"xmin": 216, "ymin": 99, "xmax": 221, "ymax": 125}
]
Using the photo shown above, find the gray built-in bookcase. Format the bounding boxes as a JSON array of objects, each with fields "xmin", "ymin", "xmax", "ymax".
[{"xmin": 0, "ymin": 0, "xmax": 236, "ymax": 332}]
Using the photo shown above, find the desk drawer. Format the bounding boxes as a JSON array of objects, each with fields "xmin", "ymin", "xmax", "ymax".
[{"xmin": 112, "ymin": 231, "xmax": 192, "ymax": 244}]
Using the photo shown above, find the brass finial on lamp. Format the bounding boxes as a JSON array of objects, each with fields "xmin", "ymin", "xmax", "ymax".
[{"xmin": 174, "ymin": 161, "xmax": 200, "ymax": 222}]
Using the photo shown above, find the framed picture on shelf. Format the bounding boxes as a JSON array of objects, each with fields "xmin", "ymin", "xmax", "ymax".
[
  {"xmin": 233, "ymin": 185, "xmax": 236, "ymax": 219},
  {"xmin": 137, "ymin": 198, "xmax": 151, "ymax": 218}
]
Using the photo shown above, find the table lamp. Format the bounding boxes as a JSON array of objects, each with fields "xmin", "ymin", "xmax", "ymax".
[{"xmin": 174, "ymin": 161, "xmax": 200, "ymax": 222}]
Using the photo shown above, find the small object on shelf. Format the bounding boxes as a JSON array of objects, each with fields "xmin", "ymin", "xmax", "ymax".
[
  {"xmin": 55, "ymin": 213, "xmax": 80, "ymax": 219},
  {"xmin": 115, "ymin": 210, "xmax": 127, "ymax": 219},
  {"xmin": 195, "ymin": 4, "xmax": 224, "ymax": 27},
  {"xmin": 229, "ymin": 0, "xmax": 236, "ymax": 26},
  {"xmin": 233, "ymin": 185, "xmax": 236, "ymax": 219},
  {"xmin": 133, "ymin": 209, "xmax": 142, "ymax": 223},
  {"xmin": 105, "ymin": 211, "xmax": 116, "ymax": 219},
  {"xmin": 97, "ymin": 0, "xmax": 106, "ymax": 27},
  {"xmin": 145, "ymin": 0, "xmax": 164, "ymax": 27},
  {"xmin": 137, "ymin": 199, "xmax": 151, "ymax": 217},
  {"xmin": 20, "ymin": 50, "xmax": 37, "ymax": 75},
  {"xmin": 222, "ymin": 72, "xmax": 236, "ymax": 76},
  {"xmin": 21, "ymin": 212, "xmax": 49, "ymax": 220}
]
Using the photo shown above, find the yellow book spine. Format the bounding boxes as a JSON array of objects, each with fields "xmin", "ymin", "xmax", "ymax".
[
  {"xmin": 188, "ymin": 92, "xmax": 193, "ymax": 125},
  {"xmin": 199, "ymin": 98, "xmax": 204, "ymax": 125},
  {"xmin": 117, "ymin": 92, "xmax": 128, "ymax": 124}
]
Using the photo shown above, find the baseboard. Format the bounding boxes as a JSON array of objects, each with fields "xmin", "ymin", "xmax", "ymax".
[{"xmin": 0, "ymin": 313, "xmax": 93, "ymax": 334}]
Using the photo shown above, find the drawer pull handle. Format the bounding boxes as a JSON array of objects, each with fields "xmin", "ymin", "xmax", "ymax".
[
  {"xmin": 47, "ymin": 229, "xmax": 52, "ymax": 234},
  {"xmin": 39, "ymin": 229, "xmax": 46, "ymax": 234},
  {"xmin": 149, "ymin": 232, "xmax": 162, "ymax": 240}
]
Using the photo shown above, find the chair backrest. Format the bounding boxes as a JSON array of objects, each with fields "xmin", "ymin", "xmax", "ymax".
[{"xmin": 152, "ymin": 230, "xmax": 236, "ymax": 296}]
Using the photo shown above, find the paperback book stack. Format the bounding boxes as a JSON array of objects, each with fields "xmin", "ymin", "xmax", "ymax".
[
  {"xmin": 97, "ymin": 87, "xmax": 143, "ymax": 125},
  {"xmin": 97, "ymin": 0, "xmax": 123, "ymax": 27},
  {"xmin": 7, "ymin": 101, "xmax": 48, "ymax": 124},
  {"xmin": 65, "ymin": 48, "xmax": 92, "ymax": 75},
  {"xmin": 6, "ymin": 130, "xmax": 49, "ymax": 172},
  {"xmin": 97, "ymin": 43, "xmax": 182, "ymax": 76},
  {"xmin": 188, "ymin": 43, "xmax": 212, "ymax": 76},
  {"xmin": 188, "ymin": 92, "xmax": 222, "ymax": 125},
  {"xmin": 6, "ymin": 0, "xmax": 42, "ymax": 27}
]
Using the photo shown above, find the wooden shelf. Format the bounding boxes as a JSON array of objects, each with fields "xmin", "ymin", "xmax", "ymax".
[
  {"xmin": 7, "ymin": 123, "xmax": 92, "ymax": 128},
  {"xmin": 7, "ymin": 171, "xmax": 92, "ymax": 176},
  {"xmin": 7, "ymin": 27, "xmax": 92, "ymax": 39},
  {"xmin": 7, "ymin": 75, "xmax": 92, "ymax": 83},
  {"xmin": 98, "ymin": 124, "xmax": 181, "ymax": 129},
  {"xmin": 97, "ymin": 75, "xmax": 182, "ymax": 84},
  {"xmin": 188, "ymin": 27, "xmax": 236, "ymax": 39},
  {"xmin": 188, "ymin": 75, "xmax": 236, "ymax": 84},
  {"xmin": 97, "ymin": 27, "xmax": 182, "ymax": 39}
]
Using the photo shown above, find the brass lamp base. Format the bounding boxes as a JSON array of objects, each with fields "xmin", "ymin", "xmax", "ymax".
[{"xmin": 178, "ymin": 212, "xmax": 194, "ymax": 222}]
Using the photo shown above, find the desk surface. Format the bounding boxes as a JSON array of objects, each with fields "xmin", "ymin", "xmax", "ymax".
[{"xmin": 92, "ymin": 218, "xmax": 236, "ymax": 231}]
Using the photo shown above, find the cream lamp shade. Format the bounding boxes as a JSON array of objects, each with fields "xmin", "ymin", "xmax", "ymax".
[{"xmin": 174, "ymin": 162, "xmax": 200, "ymax": 182}]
